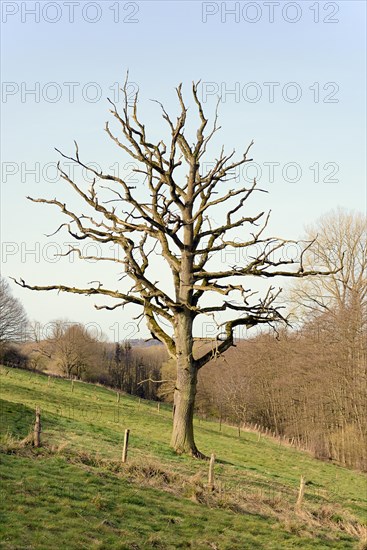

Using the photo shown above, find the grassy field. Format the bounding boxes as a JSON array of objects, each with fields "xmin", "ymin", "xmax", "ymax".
[{"xmin": 0, "ymin": 366, "xmax": 366, "ymax": 549}]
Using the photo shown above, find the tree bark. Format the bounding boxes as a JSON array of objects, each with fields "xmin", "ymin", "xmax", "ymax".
[
  {"xmin": 170, "ymin": 313, "xmax": 205, "ymax": 457},
  {"xmin": 171, "ymin": 360, "xmax": 199, "ymax": 456}
]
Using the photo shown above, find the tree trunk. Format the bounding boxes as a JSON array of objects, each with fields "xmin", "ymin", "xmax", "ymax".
[
  {"xmin": 170, "ymin": 313, "xmax": 205, "ymax": 458},
  {"xmin": 171, "ymin": 360, "xmax": 199, "ymax": 455}
]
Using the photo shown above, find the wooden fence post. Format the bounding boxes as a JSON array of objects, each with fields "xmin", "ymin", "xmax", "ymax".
[
  {"xmin": 34, "ymin": 406, "xmax": 41, "ymax": 447},
  {"xmin": 71, "ymin": 379, "xmax": 74, "ymax": 393},
  {"xmin": 157, "ymin": 402, "xmax": 160, "ymax": 413},
  {"xmin": 122, "ymin": 429, "xmax": 130, "ymax": 463},
  {"xmin": 296, "ymin": 475, "xmax": 306, "ymax": 508},
  {"xmin": 116, "ymin": 392, "xmax": 120, "ymax": 404},
  {"xmin": 208, "ymin": 453, "xmax": 215, "ymax": 491}
]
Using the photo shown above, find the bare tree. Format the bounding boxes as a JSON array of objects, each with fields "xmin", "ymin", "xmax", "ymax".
[
  {"xmin": 29, "ymin": 320, "xmax": 99, "ymax": 378},
  {"xmin": 0, "ymin": 277, "xmax": 28, "ymax": 350},
  {"xmin": 288, "ymin": 208, "xmax": 367, "ymax": 467},
  {"xmin": 289, "ymin": 208, "xmax": 367, "ymax": 320},
  {"xmin": 47, "ymin": 321, "xmax": 98, "ymax": 379},
  {"xmin": 14, "ymin": 78, "xmax": 331, "ymax": 457}
]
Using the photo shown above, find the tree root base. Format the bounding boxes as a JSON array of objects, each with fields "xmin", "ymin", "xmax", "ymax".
[
  {"xmin": 173, "ymin": 447, "xmax": 209, "ymax": 460},
  {"xmin": 190, "ymin": 449, "xmax": 209, "ymax": 460}
]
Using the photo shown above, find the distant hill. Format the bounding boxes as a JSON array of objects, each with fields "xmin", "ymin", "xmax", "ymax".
[{"xmin": 128, "ymin": 338, "xmax": 163, "ymax": 347}]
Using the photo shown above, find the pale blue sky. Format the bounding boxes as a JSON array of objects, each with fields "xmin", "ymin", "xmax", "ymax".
[{"xmin": 1, "ymin": 0, "xmax": 366, "ymax": 341}]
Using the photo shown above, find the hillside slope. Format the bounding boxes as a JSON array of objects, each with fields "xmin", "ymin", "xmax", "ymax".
[{"xmin": 0, "ymin": 366, "xmax": 366, "ymax": 549}]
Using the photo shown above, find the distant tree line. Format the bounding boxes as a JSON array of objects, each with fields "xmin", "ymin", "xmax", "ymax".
[
  {"xmin": 0, "ymin": 278, "xmax": 167, "ymax": 401},
  {"xmin": 197, "ymin": 209, "xmax": 367, "ymax": 471}
]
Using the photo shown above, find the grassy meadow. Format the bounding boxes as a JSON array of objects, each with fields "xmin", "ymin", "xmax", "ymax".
[{"xmin": 0, "ymin": 366, "xmax": 366, "ymax": 549}]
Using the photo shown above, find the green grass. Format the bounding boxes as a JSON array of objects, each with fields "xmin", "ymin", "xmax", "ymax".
[{"xmin": 0, "ymin": 366, "xmax": 366, "ymax": 549}]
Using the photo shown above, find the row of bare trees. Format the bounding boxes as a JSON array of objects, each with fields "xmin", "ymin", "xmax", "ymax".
[
  {"xmin": 197, "ymin": 209, "xmax": 367, "ymax": 470},
  {"xmin": 1, "ymin": 316, "xmax": 165, "ymax": 401},
  {"xmin": 197, "ymin": 315, "xmax": 366, "ymax": 471},
  {"xmin": 0, "ymin": 275, "xmax": 165, "ymax": 399}
]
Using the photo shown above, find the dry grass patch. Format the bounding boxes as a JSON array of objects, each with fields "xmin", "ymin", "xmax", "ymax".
[
  {"xmin": 2, "ymin": 435, "xmax": 365, "ymax": 545},
  {"xmin": 0, "ymin": 431, "xmax": 34, "ymax": 453}
]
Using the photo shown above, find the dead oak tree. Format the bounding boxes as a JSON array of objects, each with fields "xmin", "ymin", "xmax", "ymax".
[{"xmin": 14, "ymin": 78, "xmax": 330, "ymax": 458}]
